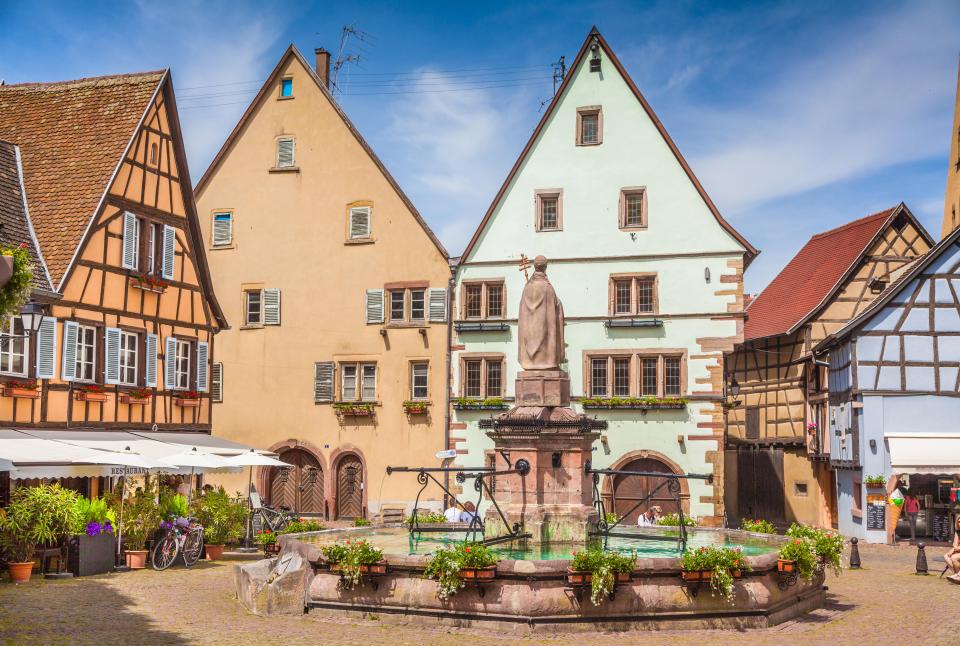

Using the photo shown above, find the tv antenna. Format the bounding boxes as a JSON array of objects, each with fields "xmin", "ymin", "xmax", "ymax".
[{"xmin": 332, "ymin": 24, "xmax": 374, "ymax": 94}]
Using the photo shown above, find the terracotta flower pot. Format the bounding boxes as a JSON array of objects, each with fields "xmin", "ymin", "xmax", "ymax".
[
  {"xmin": 460, "ymin": 565, "xmax": 496, "ymax": 580},
  {"xmin": 566, "ymin": 568, "xmax": 591, "ymax": 585},
  {"xmin": 125, "ymin": 550, "xmax": 149, "ymax": 569},
  {"xmin": 205, "ymin": 544, "xmax": 225, "ymax": 561},
  {"xmin": 777, "ymin": 559, "xmax": 796, "ymax": 573},
  {"xmin": 7, "ymin": 561, "xmax": 34, "ymax": 584}
]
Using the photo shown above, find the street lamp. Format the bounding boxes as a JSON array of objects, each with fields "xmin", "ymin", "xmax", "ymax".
[
  {"xmin": 729, "ymin": 376, "xmax": 740, "ymax": 399},
  {"xmin": 18, "ymin": 301, "xmax": 45, "ymax": 337}
]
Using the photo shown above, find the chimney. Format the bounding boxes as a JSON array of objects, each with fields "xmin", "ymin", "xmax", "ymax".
[{"xmin": 315, "ymin": 48, "xmax": 331, "ymax": 88}]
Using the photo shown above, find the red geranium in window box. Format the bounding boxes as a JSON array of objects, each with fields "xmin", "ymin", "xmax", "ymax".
[
  {"xmin": 174, "ymin": 390, "xmax": 202, "ymax": 407},
  {"xmin": 121, "ymin": 387, "xmax": 153, "ymax": 405},
  {"xmin": 2, "ymin": 378, "xmax": 39, "ymax": 399},
  {"xmin": 75, "ymin": 383, "xmax": 108, "ymax": 402}
]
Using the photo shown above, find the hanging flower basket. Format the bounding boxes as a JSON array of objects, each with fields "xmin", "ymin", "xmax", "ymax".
[{"xmin": 3, "ymin": 378, "xmax": 39, "ymax": 399}]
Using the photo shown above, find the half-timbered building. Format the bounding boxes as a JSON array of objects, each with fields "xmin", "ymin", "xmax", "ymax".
[
  {"xmin": 726, "ymin": 204, "xmax": 932, "ymax": 528},
  {"xmin": 0, "ymin": 71, "xmax": 226, "ymax": 495},
  {"xmin": 817, "ymin": 223, "xmax": 960, "ymax": 543}
]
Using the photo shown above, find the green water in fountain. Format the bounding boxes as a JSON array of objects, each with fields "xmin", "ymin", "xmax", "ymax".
[{"xmin": 296, "ymin": 526, "xmax": 777, "ymax": 560}]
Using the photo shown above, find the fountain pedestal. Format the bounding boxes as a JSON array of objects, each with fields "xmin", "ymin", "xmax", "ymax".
[{"xmin": 483, "ymin": 372, "xmax": 605, "ymax": 545}]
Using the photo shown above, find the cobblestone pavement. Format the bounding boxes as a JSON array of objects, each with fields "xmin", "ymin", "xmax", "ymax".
[{"xmin": 1, "ymin": 542, "xmax": 958, "ymax": 645}]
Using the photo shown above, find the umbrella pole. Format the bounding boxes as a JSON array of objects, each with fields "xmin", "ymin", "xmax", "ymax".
[
  {"xmin": 245, "ymin": 465, "xmax": 253, "ymax": 547},
  {"xmin": 115, "ymin": 467, "xmax": 129, "ymax": 571}
]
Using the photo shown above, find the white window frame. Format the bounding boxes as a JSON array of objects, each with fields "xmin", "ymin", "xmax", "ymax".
[
  {"xmin": 340, "ymin": 362, "xmax": 377, "ymax": 402},
  {"xmin": 410, "ymin": 362, "xmax": 429, "ymax": 400},
  {"xmin": 348, "ymin": 206, "xmax": 372, "ymax": 240},
  {"xmin": 0, "ymin": 318, "xmax": 28, "ymax": 377},
  {"xmin": 118, "ymin": 330, "xmax": 138, "ymax": 386},
  {"xmin": 174, "ymin": 339, "xmax": 191, "ymax": 390},
  {"xmin": 212, "ymin": 211, "xmax": 233, "ymax": 247},
  {"xmin": 244, "ymin": 289, "xmax": 263, "ymax": 327},
  {"xmin": 75, "ymin": 325, "xmax": 97, "ymax": 383}
]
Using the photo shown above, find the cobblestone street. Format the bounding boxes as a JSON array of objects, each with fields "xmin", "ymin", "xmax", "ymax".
[{"xmin": 1, "ymin": 541, "xmax": 958, "ymax": 645}]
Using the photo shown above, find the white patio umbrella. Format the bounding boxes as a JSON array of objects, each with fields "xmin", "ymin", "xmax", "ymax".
[
  {"xmin": 222, "ymin": 450, "xmax": 290, "ymax": 548},
  {"xmin": 158, "ymin": 447, "xmax": 228, "ymax": 504},
  {"xmin": 72, "ymin": 447, "xmax": 170, "ymax": 568},
  {"xmin": 0, "ymin": 457, "xmax": 14, "ymax": 472}
]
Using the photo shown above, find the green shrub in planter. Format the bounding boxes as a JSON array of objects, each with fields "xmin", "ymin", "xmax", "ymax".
[
  {"xmin": 120, "ymin": 481, "xmax": 162, "ymax": 552},
  {"xmin": 0, "ymin": 484, "xmax": 81, "ymax": 563},
  {"xmin": 191, "ymin": 486, "xmax": 247, "ymax": 546}
]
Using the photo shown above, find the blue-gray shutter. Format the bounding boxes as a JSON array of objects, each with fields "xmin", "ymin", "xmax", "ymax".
[
  {"xmin": 211, "ymin": 362, "xmax": 223, "ymax": 402},
  {"xmin": 104, "ymin": 327, "xmax": 121, "ymax": 385},
  {"xmin": 60, "ymin": 321, "xmax": 79, "ymax": 382},
  {"xmin": 161, "ymin": 225, "xmax": 176, "ymax": 280},
  {"xmin": 263, "ymin": 288, "xmax": 281, "ymax": 325},
  {"xmin": 144, "ymin": 333, "xmax": 158, "ymax": 387},
  {"xmin": 314, "ymin": 361, "xmax": 334, "ymax": 403},
  {"xmin": 365, "ymin": 289, "xmax": 384, "ymax": 324},
  {"xmin": 428, "ymin": 287, "xmax": 447, "ymax": 322},
  {"xmin": 122, "ymin": 212, "xmax": 139, "ymax": 270},
  {"xmin": 35, "ymin": 317, "xmax": 58, "ymax": 380},
  {"xmin": 164, "ymin": 336, "xmax": 177, "ymax": 389},
  {"xmin": 196, "ymin": 341, "xmax": 209, "ymax": 392}
]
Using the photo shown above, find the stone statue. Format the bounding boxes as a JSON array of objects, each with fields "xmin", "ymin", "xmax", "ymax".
[{"xmin": 518, "ymin": 255, "xmax": 565, "ymax": 370}]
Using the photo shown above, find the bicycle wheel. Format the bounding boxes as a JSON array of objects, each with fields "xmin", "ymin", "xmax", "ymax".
[
  {"xmin": 182, "ymin": 528, "xmax": 204, "ymax": 567},
  {"xmin": 152, "ymin": 532, "xmax": 179, "ymax": 571}
]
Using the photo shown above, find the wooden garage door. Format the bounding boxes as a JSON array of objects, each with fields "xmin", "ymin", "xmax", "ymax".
[
  {"xmin": 268, "ymin": 448, "xmax": 323, "ymax": 513},
  {"xmin": 336, "ymin": 455, "xmax": 364, "ymax": 519},
  {"xmin": 736, "ymin": 448, "xmax": 785, "ymax": 523},
  {"xmin": 611, "ymin": 457, "xmax": 680, "ymax": 525}
]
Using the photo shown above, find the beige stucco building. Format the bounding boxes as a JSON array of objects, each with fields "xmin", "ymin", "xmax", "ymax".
[
  {"xmin": 195, "ymin": 46, "xmax": 451, "ymax": 519},
  {"xmin": 944, "ymin": 60, "xmax": 960, "ymax": 237}
]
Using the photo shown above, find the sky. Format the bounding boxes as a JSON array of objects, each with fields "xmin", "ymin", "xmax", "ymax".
[{"xmin": 1, "ymin": 0, "xmax": 958, "ymax": 293}]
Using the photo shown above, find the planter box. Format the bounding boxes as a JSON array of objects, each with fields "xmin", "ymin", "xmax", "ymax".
[
  {"xmin": 565, "ymin": 568, "xmax": 631, "ymax": 585},
  {"xmin": 460, "ymin": 565, "xmax": 496, "ymax": 580},
  {"xmin": 404, "ymin": 405, "xmax": 430, "ymax": 414},
  {"xmin": 330, "ymin": 559, "xmax": 388, "ymax": 575},
  {"xmin": 865, "ymin": 484, "xmax": 886, "ymax": 490},
  {"xmin": 120, "ymin": 393, "xmax": 151, "ymax": 405},
  {"xmin": 129, "ymin": 277, "xmax": 167, "ymax": 293},
  {"xmin": 2, "ymin": 386, "xmax": 39, "ymax": 399},
  {"xmin": 777, "ymin": 559, "xmax": 796, "ymax": 573},
  {"xmin": 68, "ymin": 533, "xmax": 116, "ymax": 577},
  {"xmin": 336, "ymin": 407, "xmax": 374, "ymax": 416},
  {"xmin": 263, "ymin": 543, "xmax": 280, "ymax": 556},
  {"xmin": 452, "ymin": 403, "xmax": 509, "ymax": 411},
  {"xmin": 174, "ymin": 398, "xmax": 201, "ymax": 408},
  {"xmin": 681, "ymin": 569, "xmax": 742, "ymax": 582},
  {"xmin": 75, "ymin": 390, "xmax": 107, "ymax": 402},
  {"xmin": 582, "ymin": 403, "xmax": 686, "ymax": 410}
]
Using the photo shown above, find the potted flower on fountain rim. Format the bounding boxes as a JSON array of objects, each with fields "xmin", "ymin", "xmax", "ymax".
[
  {"xmin": 191, "ymin": 486, "xmax": 248, "ymax": 561},
  {"xmin": 679, "ymin": 545, "xmax": 748, "ymax": 602},
  {"xmin": 566, "ymin": 547, "xmax": 636, "ymax": 606},
  {"xmin": 423, "ymin": 542, "xmax": 499, "ymax": 600},
  {"xmin": 0, "ymin": 483, "xmax": 81, "ymax": 583},
  {"xmin": 785, "ymin": 523, "xmax": 844, "ymax": 576},
  {"xmin": 777, "ymin": 537, "xmax": 818, "ymax": 580},
  {"xmin": 322, "ymin": 539, "xmax": 386, "ymax": 590}
]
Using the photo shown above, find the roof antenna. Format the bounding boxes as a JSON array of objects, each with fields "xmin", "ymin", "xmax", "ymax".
[
  {"xmin": 332, "ymin": 24, "xmax": 374, "ymax": 96},
  {"xmin": 551, "ymin": 56, "xmax": 565, "ymax": 95}
]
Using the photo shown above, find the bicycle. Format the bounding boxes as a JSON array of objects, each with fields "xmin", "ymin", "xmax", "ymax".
[{"xmin": 152, "ymin": 517, "xmax": 205, "ymax": 570}]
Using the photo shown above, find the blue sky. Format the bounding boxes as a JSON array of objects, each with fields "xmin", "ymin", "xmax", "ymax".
[{"xmin": 1, "ymin": 0, "xmax": 958, "ymax": 292}]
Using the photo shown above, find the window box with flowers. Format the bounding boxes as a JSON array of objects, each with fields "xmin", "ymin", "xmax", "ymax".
[
  {"xmin": 333, "ymin": 402, "xmax": 376, "ymax": 417},
  {"xmin": 120, "ymin": 387, "xmax": 153, "ymax": 405},
  {"xmin": 174, "ymin": 391, "xmax": 202, "ymax": 407},
  {"xmin": 864, "ymin": 474, "xmax": 886, "ymax": 489},
  {"xmin": 452, "ymin": 397, "xmax": 509, "ymax": 411},
  {"xmin": 402, "ymin": 400, "xmax": 430, "ymax": 414},
  {"xmin": 322, "ymin": 539, "xmax": 387, "ymax": 590},
  {"xmin": 129, "ymin": 274, "xmax": 167, "ymax": 293},
  {"xmin": 566, "ymin": 547, "xmax": 635, "ymax": 605},
  {"xmin": 2, "ymin": 378, "xmax": 39, "ymax": 399},
  {"xmin": 580, "ymin": 396, "xmax": 688, "ymax": 411},
  {"xmin": 423, "ymin": 542, "xmax": 498, "ymax": 600},
  {"xmin": 75, "ymin": 383, "xmax": 108, "ymax": 402},
  {"xmin": 679, "ymin": 545, "xmax": 747, "ymax": 602},
  {"xmin": 254, "ymin": 529, "xmax": 279, "ymax": 555}
]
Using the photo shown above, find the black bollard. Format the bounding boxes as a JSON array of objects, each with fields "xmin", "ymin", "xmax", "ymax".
[
  {"xmin": 849, "ymin": 537, "xmax": 861, "ymax": 569},
  {"xmin": 916, "ymin": 542, "xmax": 929, "ymax": 575}
]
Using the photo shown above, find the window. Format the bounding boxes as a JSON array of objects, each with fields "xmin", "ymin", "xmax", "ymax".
[
  {"xmin": 75, "ymin": 325, "xmax": 96, "ymax": 382},
  {"xmin": 174, "ymin": 339, "xmax": 191, "ymax": 390},
  {"xmin": 584, "ymin": 351, "xmax": 686, "ymax": 398},
  {"xmin": 794, "ymin": 481, "xmax": 809, "ymax": 497},
  {"xmin": 118, "ymin": 331, "xmax": 138, "ymax": 386},
  {"xmin": 535, "ymin": 190, "xmax": 562, "ymax": 231},
  {"xmin": 745, "ymin": 407, "xmax": 760, "ymax": 440},
  {"xmin": 619, "ymin": 188, "xmax": 647, "ymax": 229},
  {"xmin": 149, "ymin": 142, "xmax": 158, "ymax": 166},
  {"xmin": 461, "ymin": 356, "xmax": 504, "ymax": 398},
  {"xmin": 0, "ymin": 318, "xmax": 27, "ymax": 377},
  {"xmin": 348, "ymin": 205, "xmax": 371, "ymax": 240},
  {"xmin": 608, "ymin": 275, "xmax": 657, "ymax": 316},
  {"xmin": 390, "ymin": 291, "xmax": 405, "ymax": 322},
  {"xmin": 852, "ymin": 481, "xmax": 863, "ymax": 514},
  {"xmin": 576, "ymin": 106, "xmax": 602, "ymax": 145},
  {"xmin": 410, "ymin": 362, "xmax": 429, "ymax": 400},
  {"xmin": 280, "ymin": 77, "xmax": 293, "ymax": 97},
  {"xmin": 386, "ymin": 287, "xmax": 427, "ymax": 324},
  {"xmin": 340, "ymin": 362, "xmax": 377, "ymax": 401},
  {"xmin": 461, "ymin": 281, "xmax": 506, "ymax": 319},
  {"xmin": 276, "ymin": 137, "xmax": 295, "ymax": 168},
  {"xmin": 410, "ymin": 290, "xmax": 425, "ymax": 322},
  {"xmin": 245, "ymin": 290, "xmax": 262, "ymax": 326},
  {"xmin": 212, "ymin": 212, "xmax": 233, "ymax": 247}
]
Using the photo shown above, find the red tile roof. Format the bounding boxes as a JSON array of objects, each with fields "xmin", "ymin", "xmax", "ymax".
[
  {"xmin": 0, "ymin": 72, "xmax": 164, "ymax": 285},
  {"xmin": 744, "ymin": 207, "xmax": 899, "ymax": 341}
]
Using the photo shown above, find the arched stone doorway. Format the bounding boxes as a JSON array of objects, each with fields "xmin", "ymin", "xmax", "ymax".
[
  {"xmin": 605, "ymin": 453, "xmax": 689, "ymax": 525},
  {"xmin": 268, "ymin": 447, "xmax": 324, "ymax": 513},
  {"xmin": 335, "ymin": 453, "xmax": 364, "ymax": 519}
]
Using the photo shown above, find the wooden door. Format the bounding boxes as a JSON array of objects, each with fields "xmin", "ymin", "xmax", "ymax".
[
  {"xmin": 268, "ymin": 449, "xmax": 323, "ymax": 513},
  {"xmin": 611, "ymin": 457, "xmax": 680, "ymax": 525},
  {"xmin": 336, "ymin": 455, "xmax": 364, "ymax": 519},
  {"xmin": 736, "ymin": 448, "xmax": 785, "ymax": 522}
]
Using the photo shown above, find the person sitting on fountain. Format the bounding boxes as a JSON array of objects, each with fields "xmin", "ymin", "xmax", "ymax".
[
  {"xmin": 637, "ymin": 507, "xmax": 656, "ymax": 527},
  {"xmin": 460, "ymin": 501, "xmax": 478, "ymax": 524},
  {"xmin": 946, "ymin": 515, "xmax": 960, "ymax": 583},
  {"xmin": 443, "ymin": 499, "xmax": 463, "ymax": 523}
]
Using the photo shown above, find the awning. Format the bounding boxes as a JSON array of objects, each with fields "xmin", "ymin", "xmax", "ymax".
[{"xmin": 886, "ymin": 434, "xmax": 960, "ymax": 475}]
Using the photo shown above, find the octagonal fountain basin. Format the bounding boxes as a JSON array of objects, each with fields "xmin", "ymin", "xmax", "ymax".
[{"xmin": 253, "ymin": 524, "xmax": 826, "ymax": 634}]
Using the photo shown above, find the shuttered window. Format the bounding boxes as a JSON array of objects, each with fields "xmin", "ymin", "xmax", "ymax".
[
  {"xmin": 212, "ymin": 212, "xmax": 233, "ymax": 247},
  {"xmin": 276, "ymin": 137, "xmax": 295, "ymax": 168},
  {"xmin": 365, "ymin": 289, "xmax": 384, "ymax": 324},
  {"xmin": 0, "ymin": 318, "xmax": 28, "ymax": 377},
  {"xmin": 211, "ymin": 362, "xmax": 223, "ymax": 402},
  {"xmin": 35, "ymin": 317, "xmax": 57, "ymax": 380},
  {"xmin": 119, "ymin": 331, "xmax": 138, "ymax": 385},
  {"xmin": 263, "ymin": 288, "xmax": 281, "ymax": 325},
  {"xmin": 104, "ymin": 327, "xmax": 122, "ymax": 385},
  {"xmin": 122, "ymin": 212, "xmax": 139, "ymax": 270},
  {"xmin": 174, "ymin": 339, "xmax": 191, "ymax": 390},
  {"xmin": 144, "ymin": 334, "xmax": 158, "ymax": 387},
  {"xmin": 314, "ymin": 361, "xmax": 334, "ymax": 403},
  {"xmin": 160, "ymin": 225, "xmax": 176, "ymax": 280},
  {"xmin": 245, "ymin": 290, "xmax": 262, "ymax": 326},
  {"xmin": 348, "ymin": 206, "xmax": 371, "ymax": 239},
  {"xmin": 75, "ymin": 325, "xmax": 96, "ymax": 382},
  {"xmin": 340, "ymin": 362, "xmax": 377, "ymax": 401},
  {"xmin": 196, "ymin": 342, "xmax": 209, "ymax": 392},
  {"xmin": 164, "ymin": 336, "xmax": 177, "ymax": 390},
  {"xmin": 428, "ymin": 288, "xmax": 447, "ymax": 322}
]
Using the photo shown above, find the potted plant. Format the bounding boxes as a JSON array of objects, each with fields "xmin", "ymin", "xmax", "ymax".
[
  {"xmin": 353, "ymin": 518, "xmax": 371, "ymax": 527},
  {"xmin": 129, "ymin": 273, "xmax": 167, "ymax": 293},
  {"xmin": 740, "ymin": 518, "xmax": 776, "ymax": 534},
  {"xmin": 174, "ymin": 390, "xmax": 201, "ymax": 407},
  {"xmin": 2, "ymin": 378, "xmax": 39, "ymax": 399},
  {"xmin": 864, "ymin": 474, "xmax": 886, "ymax": 489},
  {"xmin": 566, "ymin": 547, "xmax": 635, "ymax": 605},
  {"xmin": 121, "ymin": 485, "xmax": 162, "ymax": 569},
  {"xmin": 68, "ymin": 496, "xmax": 117, "ymax": 576},
  {"xmin": 452, "ymin": 397, "xmax": 508, "ymax": 411},
  {"xmin": 322, "ymin": 539, "xmax": 386, "ymax": 590},
  {"xmin": 278, "ymin": 519, "xmax": 325, "ymax": 534},
  {"xmin": 333, "ymin": 402, "xmax": 375, "ymax": 416},
  {"xmin": 120, "ymin": 387, "xmax": 152, "ymax": 405},
  {"xmin": 191, "ymin": 486, "xmax": 247, "ymax": 561},
  {"xmin": 423, "ymin": 542, "xmax": 499, "ymax": 600},
  {"xmin": 402, "ymin": 400, "xmax": 430, "ymax": 414},
  {"xmin": 74, "ymin": 383, "xmax": 107, "ymax": 402},
  {"xmin": 0, "ymin": 243, "xmax": 33, "ymax": 321},
  {"xmin": 655, "ymin": 513, "xmax": 697, "ymax": 527},
  {"xmin": 404, "ymin": 512, "xmax": 447, "ymax": 527},
  {"xmin": 785, "ymin": 523, "xmax": 844, "ymax": 576},
  {"xmin": 679, "ymin": 545, "xmax": 747, "ymax": 602},
  {"xmin": 777, "ymin": 537, "xmax": 818, "ymax": 581},
  {"xmin": 254, "ymin": 530, "xmax": 279, "ymax": 556},
  {"xmin": 0, "ymin": 484, "xmax": 80, "ymax": 583}
]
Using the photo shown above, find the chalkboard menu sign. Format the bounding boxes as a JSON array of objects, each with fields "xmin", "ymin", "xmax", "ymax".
[{"xmin": 866, "ymin": 496, "xmax": 886, "ymax": 530}]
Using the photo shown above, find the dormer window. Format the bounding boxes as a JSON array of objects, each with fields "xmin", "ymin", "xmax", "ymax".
[
  {"xmin": 576, "ymin": 106, "xmax": 602, "ymax": 146},
  {"xmin": 280, "ymin": 77, "xmax": 293, "ymax": 98}
]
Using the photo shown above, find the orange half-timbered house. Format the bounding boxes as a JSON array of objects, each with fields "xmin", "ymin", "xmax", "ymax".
[{"xmin": 0, "ymin": 72, "xmax": 226, "ymax": 493}]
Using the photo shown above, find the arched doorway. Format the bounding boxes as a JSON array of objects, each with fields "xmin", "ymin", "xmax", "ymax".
[
  {"xmin": 609, "ymin": 456, "xmax": 684, "ymax": 525},
  {"xmin": 268, "ymin": 448, "xmax": 323, "ymax": 513},
  {"xmin": 335, "ymin": 454, "xmax": 364, "ymax": 519}
]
